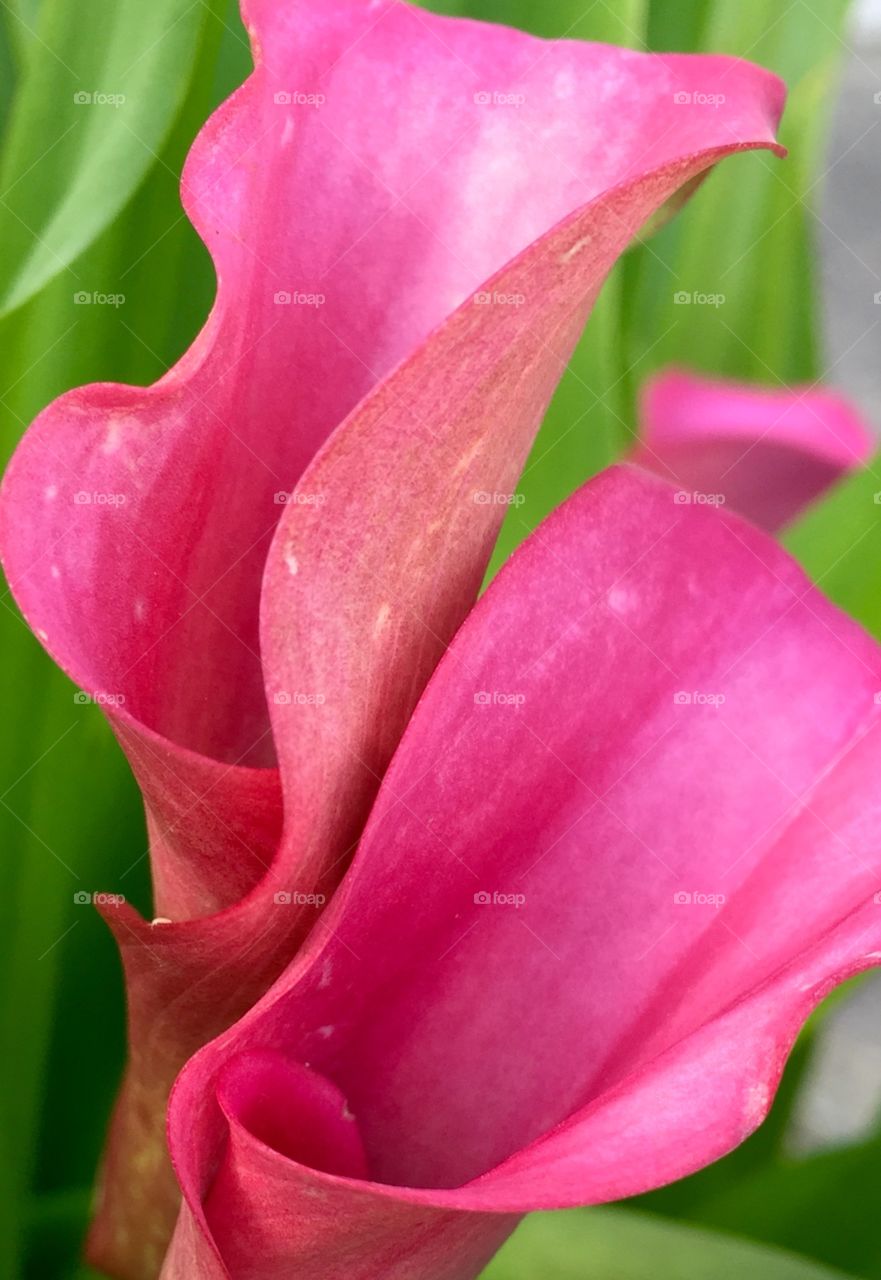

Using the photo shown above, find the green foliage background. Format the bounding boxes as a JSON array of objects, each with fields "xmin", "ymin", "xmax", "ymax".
[{"xmin": 0, "ymin": 1, "xmax": 878, "ymax": 1276}]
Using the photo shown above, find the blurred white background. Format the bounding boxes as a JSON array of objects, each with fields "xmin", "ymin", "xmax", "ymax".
[
  {"xmin": 853, "ymin": 0, "xmax": 881, "ymax": 35},
  {"xmin": 822, "ymin": 0, "xmax": 881, "ymax": 424}
]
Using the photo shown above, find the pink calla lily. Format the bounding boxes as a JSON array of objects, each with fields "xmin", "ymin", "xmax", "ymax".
[
  {"xmin": 632, "ymin": 367, "xmax": 874, "ymax": 530},
  {"xmin": 0, "ymin": 1, "xmax": 786, "ymax": 1275},
  {"xmin": 157, "ymin": 464, "xmax": 881, "ymax": 1279}
]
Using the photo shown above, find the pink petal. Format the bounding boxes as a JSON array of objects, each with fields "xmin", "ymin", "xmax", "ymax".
[
  {"xmin": 0, "ymin": 2, "xmax": 785, "ymax": 1272},
  {"xmin": 1, "ymin": 11, "xmax": 785, "ymax": 887},
  {"xmin": 258, "ymin": 34, "xmax": 784, "ymax": 994},
  {"xmin": 0, "ymin": 6, "xmax": 785, "ymax": 913},
  {"xmin": 162, "ymin": 466, "xmax": 881, "ymax": 1279},
  {"xmin": 632, "ymin": 368, "xmax": 873, "ymax": 531}
]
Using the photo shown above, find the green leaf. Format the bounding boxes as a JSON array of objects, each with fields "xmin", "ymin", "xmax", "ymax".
[
  {"xmin": 647, "ymin": 0, "xmax": 713, "ymax": 51},
  {"xmin": 481, "ymin": 1207, "xmax": 860, "ymax": 1279},
  {"xmin": 782, "ymin": 456, "xmax": 881, "ymax": 640},
  {"xmin": 1, "ymin": 1, "xmax": 39, "ymax": 72},
  {"xmin": 670, "ymin": 1137, "xmax": 881, "ymax": 1280},
  {"xmin": 0, "ymin": 5, "xmax": 249, "ymax": 1275},
  {"xmin": 0, "ymin": 0, "xmax": 217, "ymax": 315},
  {"xmin": 0, "ymin": 630, "xmax": 146, "ymax": 1276},
  {"xmin": 417, "ymin": 0, "xmax": 647, "ymax": 40},
  {"xmin": 0, "ymin": 11, "xmax": 17, "ymax": 133},
  {"xmin": 623, "ymin": 0, "xmax": 852, "ymax": 393},
  {"xmin": 24, "ymin": 1187, "xmax": 90, "ymax": 1279}
]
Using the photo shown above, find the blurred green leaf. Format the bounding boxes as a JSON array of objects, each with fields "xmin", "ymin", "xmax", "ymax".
[
  {"xmin": 418, "ymin": 0, "xmax": 647, "ymax": 39},
  {"xmin": 481, "ymin": 1207, "xmax": 860, "ymax": 1279},
  {"xmin": 0, "ymin": 634, "xmax": 145, "ymax": 1276},
  {"xmin": 0, "ymin": 3, "xmax": 250, "ymax": 1276},
  {"xmin": 662, "ymin": 1136, "xmax": 881, "ymax": 1280},
  {"xmin": 783, "ymin": 454, "xmax": 881, "ymax": 640},
  {"xmin": 1, "ymin": 1, "xmax": 37, "ymax": 72},
  {"xmin": 647, "ymin": 0, "xmax": 713, "ymax": 50},
  {"xmin": 0, "ymin": 11, "xmax": 17, "ymax": 131},
  {"xmin": 0, "ymin": 0, "xmax": 218, "ymax": 315},
  {"xmin": 24, "ymin": 1187, "xmax": 90, "ymax": 1279},
  {"xmin": 624, "ymin": 0, "xmax": 851, "ymax": 394}
]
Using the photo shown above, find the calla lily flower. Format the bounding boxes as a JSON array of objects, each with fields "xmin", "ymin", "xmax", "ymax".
[
  {"xmin": 632, "ymin": 368, "xmax": 874, "ymax": 531},
  {"xmin": 158, "ymin": 463, "xmax": 881, "ymax": 1280},
  {"xmin": 0, "ymin": 0, "xmax": 785, "ymax": 1274}
]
